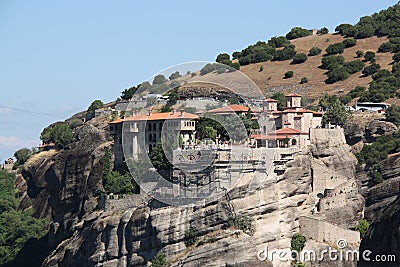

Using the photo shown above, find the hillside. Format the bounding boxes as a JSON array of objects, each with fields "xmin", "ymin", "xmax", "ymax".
[{"xmin": 240, "ymin": 34, "xmax": 393, "ymax": 98}]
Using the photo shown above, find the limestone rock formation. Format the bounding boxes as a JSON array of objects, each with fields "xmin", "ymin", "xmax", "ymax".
[
  {"xmin": 19, "ymin": 123, "xmax": 110, "ymax": 248},
  {"xmin": 359, "ymin": 196, "xmax": 400, "ymax": 267}
]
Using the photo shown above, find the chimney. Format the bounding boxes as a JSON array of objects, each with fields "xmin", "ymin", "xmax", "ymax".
[
  {"xmin": 134, "ymin": 110, "xmax": 138, "ymax": 116},
  {"xmin": 172, "ymin": 108, "xmax": 176, "ymax": 115},
  {"xmin": 148, "ymin": 109, "xmax": 152, "ymax": 116},
  {"xmin": 180, "ymin": 110, "xmax": 184, "ymax": 116}
]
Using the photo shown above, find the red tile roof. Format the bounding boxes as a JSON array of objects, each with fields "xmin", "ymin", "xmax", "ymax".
[
  {"xmin": 208, "ymin": 104, "xmax": 250, "ymax": 113},
  {"xmin": 275, "ymin": 128, "xmax": 308, "ymax": 135},
  {"xmin": 110, "ymin": 111, "xmax": 198, "ymax": 124},
  {"xmin": 251, "ymin": 127, "xmax": 308, "ymax": 140}
]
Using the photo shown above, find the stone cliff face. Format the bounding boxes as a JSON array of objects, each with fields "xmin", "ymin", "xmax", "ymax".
[
  {"xmin": 359, "ymin": 196, "xmax": 400, "ymax": 267},
  {"xmin": 20, "ymin": 124, "xmax": 110, "ymax": 248},
  {"xmin": 20, "ymin": 124, "xmax": 363, "ymax": 267}
]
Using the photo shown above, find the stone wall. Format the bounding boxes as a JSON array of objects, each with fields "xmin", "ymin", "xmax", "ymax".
[{"xmin": 299, "ymin": 216, "xmax": 360, "ymax": 246}]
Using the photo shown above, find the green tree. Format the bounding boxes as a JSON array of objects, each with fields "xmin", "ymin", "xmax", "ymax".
[
  {"xmin": 51, "ymin": 124, "xmax": 73, "ymax": 149},
  {"xmin": 355, "ymin": 24, "xmax": 375, "ymax": 39},
  {"xmin": 356, "ymin": 50, "xmax": 364, "ymax": 58},
  {"xmin": 152, "ymin": 252, "xmax": 168, "ymax": 267},
  {"xmin": 309, "ymin": 47, "xmax": 322, "ymax": 56},
  {"xmin": 14, "ymin": 148, "xmax": 33, "ymax": 165},
  {"xmin": 317, "ymin": 27, "xmax": 329, "ymax": 34},
  {"xmin": 356, "ymin": 219, "xmax": 370, "ymax": 237},
  {"xmin": 0, "ymin": 170, "xmax": 48, "ymax": 265},
  {"xmin": 292, "ymin": 53, "xmax": 308, "ymax": 64},
  {"xmin": 393, "ymin": 52, "xmax": 400, "ymax": 62},
  {"xmin": 326, "ymin": 67, "xmax": 350, "ymax": 84},
  {"xmin": 300, "ymin": 77, "xmax": 308, "ymax": 84},
  {"xmin": 321, "ymin": 55, "xmax": 345, "ymax": 70},
  {"xmin": 343, "ymin": 60, "xmax": 365, "ymax": 74},
  {"xmin": 87, "ymin": 99, "xmax": 104, "ymax": 113},
  {"xmin": 335, "ymin": 24, "xmax": 354, "ymax": 35},
  {"xmin": 385, "ymin": 105, "xmax": 400, "ymax": 126},
  {"xmin": 364, "ymin": 51, "xmax": 376, "ymax": 61},
  {"xmin": 342, "ymin": 38, "xmax": 357, "ymax": 48},
  {"xmin": 284, "ymin": 71, "xmax": 294, "ymax": 79},
  {"xmin": 273, "ymin": 45, "xmax": 296, "ymax": 61},
  {"xmin": 267, "ymin": 36, "xmax": 290, "ymax": 48},
  {"xmin": 184, "ymin": 227, "xmax": 199, "ymax": 247},
  {"xmin": 378, "ymin": 42, "xmax": 394, "ymax": 53},
  {"xmin": 326, "ymin": 43, "xmax": 345, "ymax": 55},
  {"xmin": 103, "ymin": 171, "xmax": 134, "ymax": 195},
  {"xmin": 322, "ymin": 98, "xmax": 349, "ymax": 126},
  {"xmin": 120, "ymin": 85, "xmax": 137, "ymax": 100},
  {"xmin": 291, "ymin": 233, "xmax": 306, "ymax": 252},
  {"xmin": 169, "ymin": 71, "xmax": 181, "ymax": 81},
  {"xmin": 286, "ymin": 27, "xmax": 311, "ymax": 40},
  {"xmin": 271, "ymin": 92, "xmax": 286, "ymax": 110},
  {"xmin": 153, "ymin": 74, "xmax": 168, "ymax": 85},
  {"xmin": 362, "ymin": 63, "xmax": 381, "ymax": 76}
]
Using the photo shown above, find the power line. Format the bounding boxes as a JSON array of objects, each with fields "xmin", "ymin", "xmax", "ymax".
[{"xmin": 0, "ymin": 105, "xmax": 65, "ymax": 119}]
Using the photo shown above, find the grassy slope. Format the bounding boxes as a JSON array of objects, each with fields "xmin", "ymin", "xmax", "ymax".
[{"xmin": 239, "ymin": 33, "xmax": 394, "ymax": 100}]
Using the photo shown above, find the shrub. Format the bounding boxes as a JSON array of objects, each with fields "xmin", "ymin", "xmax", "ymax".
[
  {"xmin": 355, "ymin": 24, "xmax": 375, "ymax": 39},
  {"xmin": 321, "ymin": 55, "xmax": 345, "ymax": 70},
  {"xmin": 342, "ymin": 38, "xmax": 357, "ymax": 48},
  {"xmin": 152, "ymin": 252, "xmax": 168, "ymax": 267},
  {"xmin": 267, "ymin": 36, "xmax": 290, "ymax": 48},
  {"xmin": 378, "ymin": 42, "xmax": 394, "ymax": 53},
  {"xmin": 168, "ymin": 71, "xmax": 181, "ymax": 80},
  {"xmin": 227, "ymin": 215, "xmax": 255, "ymax": 236},
  {"xmin": 67, "ymin": 118, "xmax": 83, "ymax": 129},
  {"xmin": 292, "ymin": 53, "xmax": 308, "ymax": 64},
  {"xmin": 356, "ymin": 50, "xmax": 364, "ymax": 58},
  {"xmin": 326, "ymin": 43, "xmax": 345, "ymax": 55},
  {"xmin": 284, "ymin": 71, "xmax": 294, "ymax": 79},
  {"xmin": 364, "ymin": 51, "xmax": 376, "ymax": 62},
  {"xmin": 356, "ymin": 220, "xmax": 370, "ymax": 237},
  {"xmin": 291, "ymin": 233, "xmax": 306, "ymax": 252},
  {"xmin": 393, "ymin": 52, "xmax": 400, "ymax": 62},
  {"xmin": 335, "ymin": 23, "xmax": 354, "ymax": 35},
  {"xmin": 322, "ymin": 97, "xmax": 349, "ymax": 125},
  {"xmin": 326, "ymin": 67, "xmax": 350, "ymax": 84},
  {"xmin": 259, "ymin": 65, "xmax": 264, "ymax": 72},
  {"xmin": 216, "ymin": 53, "xmax": 230, "ymax": 63},
  {"xmin": 317, "ymin": 27, "xmax": 329, "ymax": 35},
  {"xmin": 14, "ymin": 148, "xmax": 33, "ymax": 165},
  {"xmin": 153, "ymin": 74, "xmax": 168, "ymax": 85},
  {"xmin": 40, "ymin": 123, "xmax": 73, "ymax": 149},
  {"xmin": 385, "ymin": 105, "xmax": 400, "ymax": 126},
  {"xmin": 343, "ymin": 60, "xmax": 365, "ymax": 74},
  {"xmin": 300, "ymin": 77, "xmax": 308, "ymax": 84},
  {"xmin": 273, "ymin": 45, "xmax": 296, "ymax": 61},
  {"xmin": 362, "ymin": 63, "xmax": 381, "ymax": 76},
  {"xmin": 103, "ymin": 171, "xmax": 135, "ymax": 195},
  {"xmin": 87, "ymin": 99, "xmax": 104, "ymax": 113},
  {"xmin": 309, "ymin": 47, "xmax": 322, "ymax": 56},
  {"xmin": 184, "ymin": 227, "xmax": 199, "ymax": 247},
  {"xmin": 286, "ymin": 27, "xmax": 311, "ymax": 40}
]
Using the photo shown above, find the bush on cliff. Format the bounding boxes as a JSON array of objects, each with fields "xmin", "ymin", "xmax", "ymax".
[{"xmin": 0, "ymin": 170, "xmax": 48, "ymax": 265}]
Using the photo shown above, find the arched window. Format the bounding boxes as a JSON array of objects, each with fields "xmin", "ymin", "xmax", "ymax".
[{"xmin": 291, "ymin": 139, "xmax": 297, "ymax": 146}]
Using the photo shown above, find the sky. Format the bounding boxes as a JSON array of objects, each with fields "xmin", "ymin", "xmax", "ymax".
[{"xmin": 0, "ymin": 0, "xmax": 398, "ymax": 161}]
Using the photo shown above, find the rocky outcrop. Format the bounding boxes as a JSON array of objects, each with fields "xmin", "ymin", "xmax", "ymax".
[
  {"xmin": 343, "ymin": 115, "xmax": 397, "ymax": 154},
  {"xmin": 357, "ymin": 153, "xmax": 400, "ymax": 222},
  {"xmin": 36, "ymin": 128, "xmax": 364, "ymax": 267},
  {"xmin": 365, "ymin": 120, "xmax": 397, "ymax": 142},
  {"xmin": 359, "ymin": 196, "xmax": 400, "ymax": 267},
  {"xmin": 19, "ymin": 123, "xmax": 110, "ymax": 248}
]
